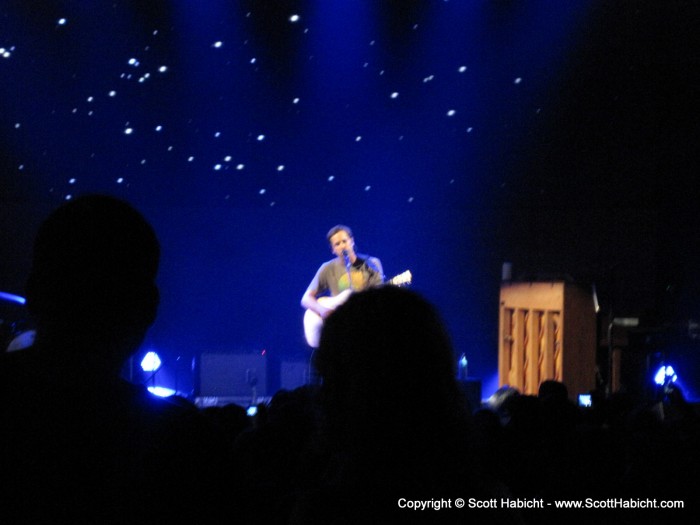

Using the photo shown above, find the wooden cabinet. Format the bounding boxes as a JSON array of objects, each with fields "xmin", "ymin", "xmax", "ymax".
[{"xmin": 498, "ymin": 281, "xmax": 596, "ymax": 399}]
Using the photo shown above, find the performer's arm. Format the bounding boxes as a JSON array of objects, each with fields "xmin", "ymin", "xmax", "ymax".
[
  {"xmin": 301, "ymin": 288, "xmax": 334, "ymax": 319},
  {"xmin": 301, "ymin": 266, "xmax": 334, "ymax": 318}
]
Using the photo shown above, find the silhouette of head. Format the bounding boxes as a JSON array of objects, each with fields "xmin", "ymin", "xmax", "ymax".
[
  {"xmin": 314, "ymin": 286, "xmax": 466, "ymax": 443},
  {"xmin": 25, "ymin": 195, "xmax": 160, "ymax": 369},
  {"xmin": 538, "ymin": 379, "xmax": 569, "ymax": 401}
]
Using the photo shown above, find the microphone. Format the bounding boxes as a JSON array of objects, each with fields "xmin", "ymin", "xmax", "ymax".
[{"xmin": 342, "ymin": 249, "xmax": 351, "ymax": 269}]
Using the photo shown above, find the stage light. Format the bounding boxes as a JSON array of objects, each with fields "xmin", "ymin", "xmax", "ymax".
[
  {"xmin": 0, "ymin": 291, "xmax": 26, "ymax": 305},
  {"xmin": 147, "ymin": 386, "xmax": 176, "ymax": 397},
  {"xmin": 141, "ymin": 351, "xmax": 162, "ymax": 372},
  {"xmin": 654, "ymin": 365, "xmax": 678, "ymax": 387},
  {"xmin": 7, "ymin": 330, "xmax": 36, "ymax": 352}
]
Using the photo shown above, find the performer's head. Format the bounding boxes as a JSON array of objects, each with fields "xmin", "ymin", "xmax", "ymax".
[{"xmin": 326, "ymin": 224, "xmax": 355, "ymax": 259}]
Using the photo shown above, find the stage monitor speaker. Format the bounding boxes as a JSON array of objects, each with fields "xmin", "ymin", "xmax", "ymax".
[
  {"xmin": 458, "ymin": 379, "xmax": 482, "ymax": 413},
  {"xmin": 198, "ymin": 352, "xmax": 267, "ymax": 398},
  {"xmin": 280, "ymin": 359, "xmax": 311, "ymax": 390}
]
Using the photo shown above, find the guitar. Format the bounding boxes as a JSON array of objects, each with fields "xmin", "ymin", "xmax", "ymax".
[{"xmin": 303, "ymin": 270, "xmax": 412, "ymax": 348}]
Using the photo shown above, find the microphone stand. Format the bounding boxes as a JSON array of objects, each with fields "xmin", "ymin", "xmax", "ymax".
[{"xmin": 343, "ymin": 250, "xmax": 354, "ymax": 291}]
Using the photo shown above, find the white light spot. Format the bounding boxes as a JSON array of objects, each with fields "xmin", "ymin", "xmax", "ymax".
[
  {"xmin": 57, "ymin": 18, "xmax": 67, "ymax": 26},
  {"xmin": 467, "ymin": 127, "xmax": 473, "ymax": 133},
  {"xmin": 72, "ymin": 108, "xmax": 78, "ymax": 113},
  {"xmin": 293, "ymin": 98, "xmax": 300, "ymax": 104},
  {"xmin": 277, "ymin": 165, "xmax": 285, "ymax": 171},
  {"xmin": 128, "ymin": 58, "xmax": 140, "ymax": 67},
  {"xmin": 155, "ymin": 125, "xmax": 163, "ymax": 132},
  {"xmin": 117, "ymin": 177, "xmax": 124, "ymax": 184},
  {"xmin": 124, "ymin": 127, "xmax": 134, "ymax": 135},
  {"xmin": 14, "ymin": 123, "xmax": 20, "ymax": 129},
  {"xmin": 68, "ymin": 178, "xmax": 76, "ymax": 184},
  {"xmin": 408, "ymin": 197, "xmax": 414, "ymax": 203},
  {"xmin": 289, "ymin": 14, "xmax": 300, "ymax": 23},
  {"xmin": 158, "ymin": 65, "xmax": 168, "ymax": 73},
  {"xmin": 236, "ymin": 164, "xmax": 245, "ymax": 170},
  {"xmin": 87, "ymin": 96, "xmax": 94, "ymax": 103},
  {"xmin": 250, "ymin": 57, "xmax": 257, "ymax": 64},
  {"xmin": 140, "ymin": 159, "xmax": 147, "ymax": 165},
  {"xmin": 390, "ymin": 92, "xmax": 399, "ymax": 99},
  {"xmin": 364, "ymin": 186, "xmax": 371, "ymax": 191},
  {"xmin": 459, "ymin": 66, "xmax": 467, "ymax": 73},
  {"xmin": 355, "ymin": 136, "xmax": 362, "ymax": 142},
  {"xmin": 187, "ymin": 156, "xmax": 195, "ymax": 162},
  {"xmin": 259, "ymin": 188, "xmax": 266, "ymax": 195},
  {"xmin": 514, "ymin": 77, "xmax": 522, "ymax": 84},
  {"xmin": 108, "ymin": 90, "xmax": 117, "ymax": 97},
  {"xmin": 167, "ymin": 146, "xmax": 173, "ymax": 151},
  {"xmin": 224, "ymin": 156, "xmax": 232, "ymax": 162},
  {"xmin": 213, "ymin": 41, "xmax": 223, "ymax": 48},
  {"xmin": 214, "ymin": 131, "xmax": 221, "ymax": 138},
  {"xmin": 257, "ymin": 134, "xmax": 265, "ymax": 141},
  {"xmin": 447, "ymin": 109, "xmax": 456, "ymax": 117},
  {"xmin": 214, "ymin": 164, "xmax": 222, "ymax": 171},
  {"xmin": 65, "ymin": 194, "xmax": 72, "ymax": 200},
  {"xmin": 423, "ymin": 75, "xmax": 434, "ymax": 83}
]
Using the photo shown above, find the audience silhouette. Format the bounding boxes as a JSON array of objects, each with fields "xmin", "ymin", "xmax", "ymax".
[
  {"xmin": 0, "ymin": 195, "xmax": 221, "ymax": 524},
  {"xmin": 289, "ymin": 285, "xmax": 515, "ymax": 524}
]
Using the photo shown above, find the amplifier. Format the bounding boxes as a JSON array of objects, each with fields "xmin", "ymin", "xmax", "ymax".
[{"xmin": 198, "ymin": 352, "xmax": 267, "ymax": 398}]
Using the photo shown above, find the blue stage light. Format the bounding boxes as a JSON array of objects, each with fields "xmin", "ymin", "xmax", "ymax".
[
  {"xmin": 653, "ymin": 365, "xmax": 678, "ymax": 387},
  {"xmin": 0, "ymin": 291, "xmax": 26, "ymax": 305},
  {"xmin": 141, "ymin": 351, "xmax": 162, "ymax": 372},
  {"xmin": 147, "ymin": 386, "xmax": 176, "ymax": 397}
]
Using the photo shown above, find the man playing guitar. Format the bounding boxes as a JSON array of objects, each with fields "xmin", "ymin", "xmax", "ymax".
[{"xmin": 301, "ymin": 225, "xmax": 385, "ymax": 348}]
